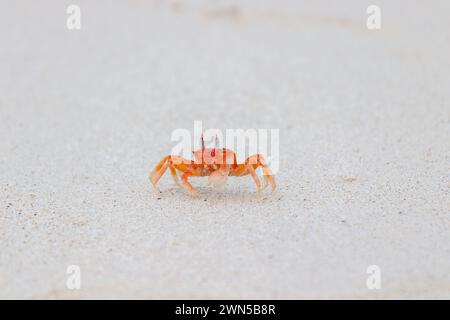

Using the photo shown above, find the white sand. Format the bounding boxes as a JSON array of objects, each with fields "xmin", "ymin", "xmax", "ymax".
[{"xmin": 0, "ymin": 0, "xmax": 449, "ymax": 299}]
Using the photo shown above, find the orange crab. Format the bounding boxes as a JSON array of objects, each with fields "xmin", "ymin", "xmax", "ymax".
[{"xmin": 149, "ymin": 136, "xmax": 276, "ymax": 195}]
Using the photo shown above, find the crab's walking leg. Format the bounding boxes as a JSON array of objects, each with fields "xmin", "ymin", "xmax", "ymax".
[
  {"xmin": 170, "ymin": 155, "xmax": 198, "ymax": 192},
  {"xmin": 149, "ymin": 156, "xmax": 185, "ymax": 192},
  {"xmin": 259, "ymin": 162, "xmax": 276, "ymax": 192},
  {"xmin": 244, "ymin": 154, "xmax": 276, "ymax": 192},
  {"xmin": 180, "ymin": 171, "xmax": 196, "ymax": 194},
  {"xmin": 254, "ymin": 156, "xmax": 275, "ymax": 191},
  {"xmin": 257, "ymin": 156, "xmax": 276, "ymax": 192},
  {"xmin": 169, "ymin": 166, "xmax": 181, "ymax": 187},
  {"xmin": 246, "ymin": 165, "xmax": 262, "ymax": 192},
  {"xmin": 149, "ymin": 156, "xmax": 171, "ymax": 192}
]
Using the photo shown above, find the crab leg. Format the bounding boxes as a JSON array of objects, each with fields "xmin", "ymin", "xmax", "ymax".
[
  {"xmin": 230, "ymin": 154, "xmax": 276, "ymax": 193},
  {"xmin": 261, "ymin": 167, "xmax": 276, "ymax": 191},
  {"xmin": 149, "ymin": 155, "xmax": 187, "ymax": 192},
  {"xmin": 149, "ymin": 156, "xmax": 170, "ymax": 192},
  {"xmin": 208, "ymin": 164, "xmax": 231, "ymax": 187},
  {"xmin": 249, "ymin": 154, "xmax": 276, "ymax": 192},
  {"xmin": 246, "ymin": 165, "xmax": 262, "ymax": 192},
  {"xmin": 180, "ymin": 171, "xmax": 196, "ymax": 194},
  {"xmin": 258, "ymin": 162, "xmax": 276, "ymax": 192}
]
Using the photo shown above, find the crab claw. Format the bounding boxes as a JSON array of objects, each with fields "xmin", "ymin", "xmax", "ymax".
[{"xmin": 208, "ymin": 170, "xmax": 229, "ymax": 187}]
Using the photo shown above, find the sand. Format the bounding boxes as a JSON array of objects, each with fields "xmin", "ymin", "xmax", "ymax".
[{"xmin": 0, "ymin": 0, "xmax": 449, "ymax": 299}]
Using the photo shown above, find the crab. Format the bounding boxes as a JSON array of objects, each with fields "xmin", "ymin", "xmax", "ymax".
[{"xmin": 149, "ymin": 135, "xmax": 276, "ymax": 195}]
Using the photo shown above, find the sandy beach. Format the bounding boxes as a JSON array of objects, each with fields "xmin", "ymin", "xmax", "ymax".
[{"xmin": 0, "ymin": 0, "xmax": 449, "ymax": 299}]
